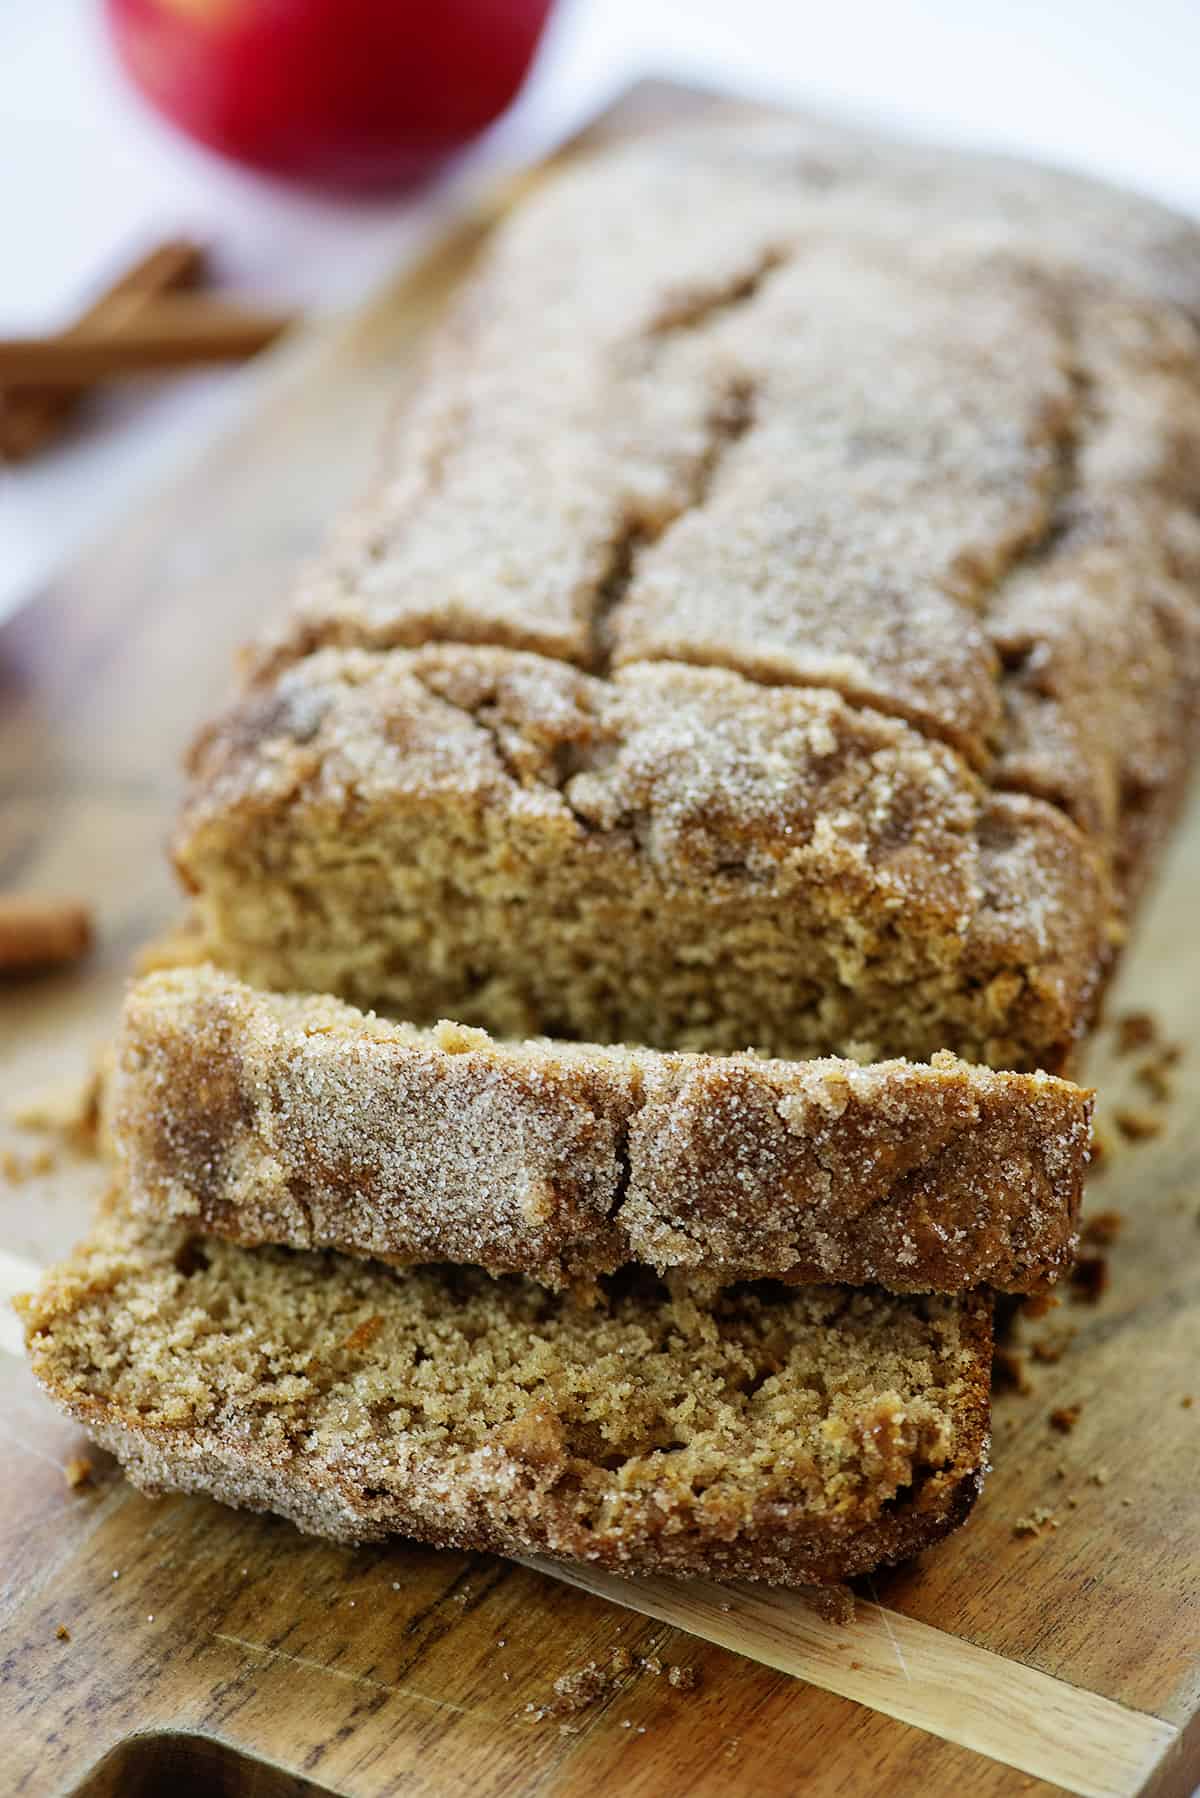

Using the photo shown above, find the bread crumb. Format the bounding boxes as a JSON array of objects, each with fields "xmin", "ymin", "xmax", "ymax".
[
  {"xmin": 340, "ymin": 1315, "xmax": 384, "ymax": 1353},
  {"xmin": 1087, "ymin": 1125, "xmax": 1112, "ymax": 1173},
  {"xmin": 1115, "ymin": 1011, "xmax": 1158, "ymax": 1055},
  {"xmin": 1114, "ymin": 1107, "xmax": 1163, "ymax": 1142},
  {"xmin": 1091, "ymin": 1466, "xmax": 1111, "ymax": 1486},
  {"xmin": 28, "ymin": 1145, "xmax": 56, "ymax": 1175},
  {"xmin": 1030, "ymin": 1327, "xmax": 1075, "ymax": 1364},
  {"xmin": 993, "ymin": 1346, "xmax": 1032, "ymax": 1395},
  {"xmin": 56, "ymin": 1624, "xmax": 70, "ymax": 1641},
  {"xmin": 1069, "ymin": 1255, "xmax": 1108, "ymax": 1304},
  {"xmin": 1181, "ymin": 1396, "xmax": 1193, "ymax": 1409},
  {"xmin": 547, "ymin": 1646, "xmax": 633, "ymax": 1715},
  {"xmin": 539, "ymin": 1644, "xmax": 698, "ymax": 1716},
  {"xmin": 800, "ymin": 1582, "xmax": 854, "ymax": 1624},
  {"xmin": 1049, "ymin": 1406, "xmax": 1081, "ymax": 1434},
  {"xmin": 1134, "ymin": 1061, "xmax": 1172, "ymax": 1103},
  {"xmin": 1082, "ymin": 1210, "xmax": 1123, "ymax": 1247},
  {"xmin": 1013, "ymin": 1506, "xmax": 1058, "ymax": 1537},
  {"xmin": 64, "ymin": 1456, "xmax": 93, "ymax": 1489},
  {"xmin": 9, "ymin": 1067, "xmax": 102, "ymax": 1154}
]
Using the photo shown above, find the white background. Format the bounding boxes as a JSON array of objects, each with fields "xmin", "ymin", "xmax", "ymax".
[{"xmin": 3, "ymin": 0, "xmax": 1199, "ymax": 626}]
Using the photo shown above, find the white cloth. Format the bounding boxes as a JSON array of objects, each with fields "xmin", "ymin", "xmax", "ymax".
[{"xmin": 3, "ymin": 0, "xmax": 1198, "ymax": 626}]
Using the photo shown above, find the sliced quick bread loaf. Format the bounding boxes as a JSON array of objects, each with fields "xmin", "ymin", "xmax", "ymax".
[
  {"xmin": 110, "ymin": 966, "xmax": 1091, "ymax": 1293},
  {"xmin": 18, "ymin": 1200, "xmax": 993, "ymax": 1588}
]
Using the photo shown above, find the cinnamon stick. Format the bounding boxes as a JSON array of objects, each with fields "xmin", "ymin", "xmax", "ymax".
[
  {"xmin": 0, "ymin": 898, "xmax": 93, "ymax": 974},
  {"xmin": 0, "ymin": 298, "xmax": 295, "ymax": 386},
  {"xmin": 0, "ymin": 239, "xmax": 206, "ymax": 463}
]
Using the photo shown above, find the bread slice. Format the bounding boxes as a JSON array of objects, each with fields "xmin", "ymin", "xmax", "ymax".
[
  {"xmin": 111, "ymin": 966, "xmax": 1091, "ymax": 1294},
  {"xmin": 18, "ymin": 1200, "xmax": 993, "ymax": 1588},
  {"xmin": 176, "ymin": 646, "xmax": 1105, "ymax": 1073}
]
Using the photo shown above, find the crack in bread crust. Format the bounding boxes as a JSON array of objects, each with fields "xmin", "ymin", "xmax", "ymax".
[{"xmin": 246, "ymin": 122, "xmax": 1200, "ymax": 804}]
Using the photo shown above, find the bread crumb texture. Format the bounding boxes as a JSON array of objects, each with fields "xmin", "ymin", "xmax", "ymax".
[
  {"xmin": 19, "ymin": 1202, "xmax": 991, "ymax": 1588},
  {"xmin": 177, "ymin": 646, "xmax": 1109, "ymax": 1072}
]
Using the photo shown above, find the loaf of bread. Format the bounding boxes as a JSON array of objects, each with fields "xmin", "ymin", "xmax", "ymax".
[
  {"xmin": 173, "ymin": 116, "xmax": 1200, "ymax": 1071},
  {"xmin": 18, "ymin": 1199, "xmax": 992, "ymax": 1588},
  {"xmin": 111, "ymin": 966, "xmax": 1091, "ymax": 1292},
  {"xmin": 27, "ymin": 116, "xmax": 1200, "ymax": 1597}
]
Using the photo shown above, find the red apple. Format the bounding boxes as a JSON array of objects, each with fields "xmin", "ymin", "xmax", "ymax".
[{"xmin": 102, "ymin": 0, "xmax": 556, "ymax": 190}]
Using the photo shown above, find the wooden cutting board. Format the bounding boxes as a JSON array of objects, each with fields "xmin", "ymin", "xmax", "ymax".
[{"xmin": 1, "ymin": 82, "xmax": 1199, "ymax": 1798}]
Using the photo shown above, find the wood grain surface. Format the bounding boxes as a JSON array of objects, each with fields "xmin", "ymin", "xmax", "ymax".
[{"xmin": 1, "ymin": 83, "xmax": 1198, "ymax": 1798}]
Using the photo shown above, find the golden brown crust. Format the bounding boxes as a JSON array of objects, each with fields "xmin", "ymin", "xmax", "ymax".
[
  {"xmin": 111, "ymin": 968, "xmax": 1091, "ymax": 1293},
  {"xmin": 19, "ymin": 1203, "xmax": 993, "ymax": 1588}
]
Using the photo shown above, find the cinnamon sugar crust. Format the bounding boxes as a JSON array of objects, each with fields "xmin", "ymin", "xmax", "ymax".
[
  {"xmin": 18, "ymin": 1200, "xmax": 993, "ymax": 1588},
  {"xmin": 110, "ymin": 967, "xmax": 1092, "ymax": 1293}
]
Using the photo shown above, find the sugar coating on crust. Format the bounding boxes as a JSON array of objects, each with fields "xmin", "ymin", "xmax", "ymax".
[
  {"xmin": 111, "ymin": 966, "xmax": 1091, "ymax": 1292},
  {"xmin": 246, "ymin": 119, "xmax": 1200, "ymax": 860},
  {"xmin": 112, "ymin": 966, "xmax": 631, "ymax": 1285},
  {"xmin": 627, "ymin": 1045, "xmax": 1090, "ymax": 1291},
  {"xmin": 18, "ymin": 1201, "xmax": 993, "ymax": 1587},
  {"xmin": 606, "ymin": 246, "xmax": 1073, "ymax": 769}
]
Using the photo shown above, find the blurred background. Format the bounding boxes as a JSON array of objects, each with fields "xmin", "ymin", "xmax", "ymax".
[{"xmin": 3, "ymin": 0, "xmax": 1199, "ymax": 626}]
